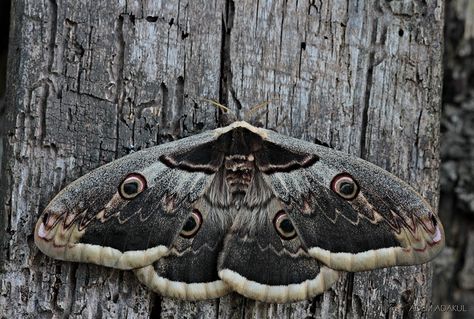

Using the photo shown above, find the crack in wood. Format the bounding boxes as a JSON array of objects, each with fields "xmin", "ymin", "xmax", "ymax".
[{"xmin": 219, "ymin": 0, "xmax": 235, "ymax": 119}]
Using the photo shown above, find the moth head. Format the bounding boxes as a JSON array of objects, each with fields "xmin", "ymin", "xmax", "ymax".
[
  {"xmin": 331, "ymin": 173, "xmax": 359, "ymax": 200},
  {"xmin": 273, "ymin": 210, "xmax": 297, "ymax": 240},
  {"xmin": 118, "ymin": 173, "xmax": 147, "ymax": 199},
  {"xmin": 180, "ymin": 209, "xmax": 203, "ymax": 238}
]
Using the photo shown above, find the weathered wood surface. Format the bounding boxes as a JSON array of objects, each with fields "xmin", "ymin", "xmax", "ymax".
[
  {"xmin": 436, "ymin": 0, "xmax": 474, "ymax": 316},
  {"xmin": 0, "ymin": 0, "xmax": 444, "ymax": 318}
]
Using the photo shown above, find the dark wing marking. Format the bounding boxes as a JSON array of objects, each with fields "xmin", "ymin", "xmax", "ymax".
[
  {"xmin": 160, "ymin": 141, "xmax": 224, "ymax": 174},
  {"xmin": 254, "ymin": 140, "xmax": 318, "ymax": 173}
]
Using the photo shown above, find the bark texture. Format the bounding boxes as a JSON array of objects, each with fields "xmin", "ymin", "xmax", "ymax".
[
  {"xmin": 436, "ymin": 0, "xmax": 474, "ymax": 317},
  {"xmin": 0, "ymin": 1, "xmax": 444, "ymax": 318}
]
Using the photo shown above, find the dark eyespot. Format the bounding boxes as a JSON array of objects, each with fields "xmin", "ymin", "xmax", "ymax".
[
  {"xmin": 119, "ymin": 173, "xmax": 147, "ymax": 199},
  {"xmin": 273, "ymin": 211, "xmax": 297, "ymax": 240},
  {"xmin": 124, "ymin": 182, "xmax": 138, "ymax": 194},
  {"xmin": 331, "ymin": 173, "xmax": 359, "ymax": 200},
  {"xmin": 42, "ymin": 212, "xmax": 49, "ymax": 225},
  {"xmin": 180, "ymin": 209, "xmax": 202, "ymax": 238}
]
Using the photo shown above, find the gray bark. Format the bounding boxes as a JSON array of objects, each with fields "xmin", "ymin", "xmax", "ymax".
[
  {"xmin": 0, "ymin": 1, "xmax": 444, "ymax": 318},
  {"xmin": 436, "ymin": 0, "xmax": 474, "ymax": 317}
]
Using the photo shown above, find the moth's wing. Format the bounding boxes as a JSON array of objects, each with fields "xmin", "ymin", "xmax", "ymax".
[
  {"xmin": 260, "ymin": 129, "xmax": 445, "ymax": 272},
  {"xmin": 217, "ymin": 196, "xmax": 339, "ymax": 303},
  {"xmin": 134, "ymin": 197, "xmax": 232, "ymax": 300},
  {"xmin": 34, "ymin": 130, "xmax": 221, "ymax": 270}
]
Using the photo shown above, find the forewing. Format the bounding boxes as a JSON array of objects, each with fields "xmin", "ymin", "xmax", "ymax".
[
  {"xmin": 261, "ymin": 129, "xmax": 445, "ymax": 272},
  {"xmin": 34, "ymin": 131, "xmax": 218, "ymax": 270}
]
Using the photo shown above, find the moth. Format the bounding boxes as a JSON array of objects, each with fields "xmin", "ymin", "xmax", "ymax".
[{"xmin": 34, "ymin": 121, "xmax": 445, "ymax": 303}]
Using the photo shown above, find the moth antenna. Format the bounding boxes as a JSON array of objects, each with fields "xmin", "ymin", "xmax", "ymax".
[
  {"xmin": 244, "ymin": 98, "xmax": 280, "ymax": 123},
  {"xmin": 201, "ymin": 98, "xmax": 238, "ymax": 125},
  {"xmin": 201, "ymin": 98, "xmax": 231, "ymax": 113}
]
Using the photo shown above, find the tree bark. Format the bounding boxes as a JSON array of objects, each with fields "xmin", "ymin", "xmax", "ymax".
[
  {"xmin": 437, "ymin": 0, "xmax": 474, "ymax": 316},
  {"xmin": 0, "ymin": 0, "xmax": 444, "ymax": 318}
]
